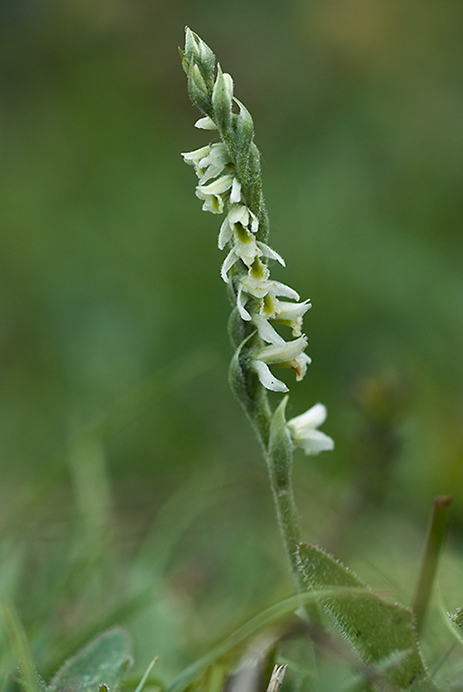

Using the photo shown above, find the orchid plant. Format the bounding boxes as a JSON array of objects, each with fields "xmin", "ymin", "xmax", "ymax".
[
  {"xmin": 179, "ymin": 28, "xmax": 458, "ymax": 691},
  {"xmin": 180, "ymin": 27, "xmax": 333, "ymax": 595}
]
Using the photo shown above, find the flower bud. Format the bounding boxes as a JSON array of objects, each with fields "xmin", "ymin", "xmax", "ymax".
[
  {"xmin": 183, "ymin": 27, "xmax": 216, "ymax": 91},
  {"xmin": 187, "ymin": 64, "xmax": 210, "ymax": 113},
  {"xmin": 268, "ymin": 397, "xmax": 293, "ymax": 489},
  {"xmin": 212, "ymin": 65, "xmax": 233, "ymax": 130},
  {"xmin": 233, "ymin": 100, "xmax": 254, "ymax": 154}
]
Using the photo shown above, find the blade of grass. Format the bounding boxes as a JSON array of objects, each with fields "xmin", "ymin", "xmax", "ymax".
[
  {"xmin": 412, "ymin": 495, "xmax": 452, "ymax": 635},
  {"xmin": 0, "ymin": 596, "xmax": 41, "ymax": 692},
  {"xmin": 165, "ymin": 589, "xmax": 360, "ymax": 692}
]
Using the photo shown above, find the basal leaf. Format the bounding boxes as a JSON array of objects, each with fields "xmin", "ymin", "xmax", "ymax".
[
  {"xmin": 49, "ymin": 627, "xmax": 132, "ymax": 692},
  {"xmin": 297, "ymin": 544, "xmax": 441, "ymax": 691}
]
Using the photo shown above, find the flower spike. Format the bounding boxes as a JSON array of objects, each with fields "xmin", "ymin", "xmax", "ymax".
[{"xmin": 180, "ymin": 27, "xmax": 332, "ymax": 455}]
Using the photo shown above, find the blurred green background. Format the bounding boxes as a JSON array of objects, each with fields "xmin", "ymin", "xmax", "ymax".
[{"xmin": 1, "ymin": 0, "xmax": 463, "ymax": 685}]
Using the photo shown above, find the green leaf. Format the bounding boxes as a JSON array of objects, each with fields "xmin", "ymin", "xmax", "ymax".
[
  {"xmin": 297, "ymin": 544, "xmax": 441, "ymax": 691},
  {"xmin": 49, "ymin": 627, "xmax": 132, "ymax": 692}
]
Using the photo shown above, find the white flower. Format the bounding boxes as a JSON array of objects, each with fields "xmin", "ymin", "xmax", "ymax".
[
  {"xmin": 196, "ymin": 174, "xmax": 234, "ymax": 213},
  {"xmin": 218, "ymin": 204, "xmax": 259, "ymax": 249},
  {"xmin": 287, "ymin": 403, "xmax": 334, "ymax": 455},
  {"xmin": 251, "ymin": 335, "xmax": 311, "ymax": 392},
  {"xmin": 181, "ymin": 145, "xmax": 212, "ymax": 172},
  {"xmin": 196, "ymin": 144, "xmax": 231, "ymax": 184},
  {"xmin": 181, "ymin": 143, "xmax": 232, "ymax": 185},
  {"xmin": 220, "ymin": 234, "xmax": 285, "ymax": 284},
  {"xmin": 233, "ymin": 226, "xmax": 260, "ymax": 266},
  {"xmin": 236, "ymin": 269, "xmax": 308, "ymax": 341},
  {"xmin": 264, "ymin": 298, "xmax": 312, "ymax": 337}
]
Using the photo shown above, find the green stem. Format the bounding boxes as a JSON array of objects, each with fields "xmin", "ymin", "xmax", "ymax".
[
  {"xmin": 235, "ymin": 332, "xmax": 308, "ymax": 587},
  {"xmin": 264, "ymin": 445, "xmax": 304, "ymax": 592},
  {"xmin": 412, "ymin": 494, "xmax": 452, "ymax": 635},
  {"xmin": 229, "ymin": 338, "xmax": 307, "ymax": 596}
]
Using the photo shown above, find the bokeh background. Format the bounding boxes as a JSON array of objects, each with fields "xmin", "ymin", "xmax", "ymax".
[{"xmin": 1, "ymin": 0, "xmax": 463, "ymax": 685}]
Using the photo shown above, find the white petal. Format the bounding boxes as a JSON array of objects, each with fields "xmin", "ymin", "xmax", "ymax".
[
  {"xmin": 181, "ymin": 145, "xmax": 212, "ymax": 165},
  {"xmin": 220, "ymin": 249, "xmax": 239, "ymax": 283},
  {"xmin": 230, "ymin": 178, "xmax": 241, "ymax": 203},
  {"xmin": 252, "ymin": 360, "xmax": 288, "ymax": 393},
  {"xmin": 237, "ymin": 285, "xmax": 252, "ymax": 321},
  {"xmin": 197, "ymin": 144, "xmax": 231, "ymax": 184},
  {"xmin": 256, "ymin": 335, "xmax": 308, "ymax": 365},
  {"xmin": 196, "ymin": 174, "xmax": 234, "ymax": 196},
  {"xmin": 234, "ymin": 234, "xmax": 259, "ymax": 267},
  {"xmin": 218, "ymin": 218, "xmax": 233, "ymax": 249},
  {"xmin": 239, "ymin": 273, "xmax": 272, "ymax": 299},
  {"xmin": 198, "ymin": 143, "xmax": 228, "ymax": 167},
  {"xmin": 194, "ymin": 116, "xmax": 217, "ymax": 130},
  {"xmin": 252, "ymin": 315, "xmax": 285, "ymax": 344},
  {"xmin": 288, "ymin": 403, "xmax": 327, "ymax": 433},
  {"xmin": 249, "ymin": 211, "xmax": 259, "ymax": 234},
  {"xmin": 257, "ymin": 242, "xmax": 286, "ymax": 266},
  {"xmin": 228, "ymin": 204, "xmax": 249, "ymax": 226},
  {"xmin": 196, "ymin": 193, "xmax": 224, "ymax": 214},
  {"xmin": 274, "ymin": 299, "xmax": 311, "ymax": 321},
  {"xmin": 270, "ymin": 281, "xmax": 300, "ymax": 301},
  {"xmin": 298, "ymin": 430, "xmax": 335, "ymax": 455},
  {"xmin": 294, "ymin": 352, "xmax": 312, "ymax": 380}
]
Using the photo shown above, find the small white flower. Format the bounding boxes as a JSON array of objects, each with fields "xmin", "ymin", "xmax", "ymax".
[
  {"xmin": 233, "ymin": 224, "xmax": 260, "ymax": 267},
  {"xmin": 239, "ymin": 273, "xmax": 299, "ymax": 303},
  {"xmin": 257, "ymin": 333, "xmax": 308, "ymax": 363},
  {"xmin": 197, "ymin": 143, "xmax": 231, "ymax": 184},
  {"xmin": 196, "ymin": 174, "xmax": 234, "ymax": 213},
  {"xmin": 256, "ymin": 333, "xmax": 309, "ymax": 368},
  {"xmin": 287, "ymin": 403, "xmax": 334, "ymax": 455},
  {"xmin": 182, "ymin": 143, "xmax": 232, "ymax": 186},
  {"xmin": 266, "ymin": 298, "xmax": 312, "ymax": 337},
  {"xmin": 181, "ymin": 145, "xmax": 212, "ymax": 172},
  {"xmin": 218, "ymin": 204, "xmax": 256, "ymax": 250}
]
